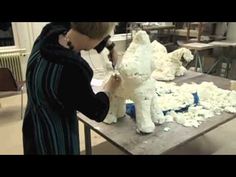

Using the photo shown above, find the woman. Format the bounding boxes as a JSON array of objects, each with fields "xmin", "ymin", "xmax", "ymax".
[{"xmin": 23, "ymin": 22, "xmax": 121, "ymax": 154}]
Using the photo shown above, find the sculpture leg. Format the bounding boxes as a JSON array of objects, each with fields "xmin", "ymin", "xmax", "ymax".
[
  {"xmin": 134, "ymin": 96, "xmax": 155, "ymax": 134},
  {"xmin": 176, "ymin": 66, "xmax": 187, "ymax": 77},
  {"xmin": 151, "ymin": 94, "xmax": 165, "ymax": 124},
  {"xmin": 103, "ymin": 95, "xmax": 118, "ymax": 124},
  {"xmin": 117, "ymin": 98, "xmax": 126, "ymax": 118}
]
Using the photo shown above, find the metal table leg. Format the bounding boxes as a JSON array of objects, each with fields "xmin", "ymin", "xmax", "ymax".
[
  {"xmin": 194, "ymin": 51, "xmax": 198, "ymax": 72},
  {"xmin": 194, "ymin": 51, "xmax": 204, "ymax": 73},
  {"xmin": 225, "ymin": 57, "xmax": 232, "ymax": 78},
  {"xmin": 199, "ymin": 55, "xmax": 204, "ymax": 73},
  {"xmin": 84, "ymin": 124, "xmax": 92, "ymax": 155},
  {"xmin": 194, "ymin": 51, "xmax": 203, "ymax": 73},
  {"xmin": 207, "ymin": 56, "xmax": 222, "ymax": 74}
]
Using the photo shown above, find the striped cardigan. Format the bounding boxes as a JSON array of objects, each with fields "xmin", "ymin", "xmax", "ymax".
[{"xmin": 23, "ymin": 23, "xmax": 109, "ymax": 154}]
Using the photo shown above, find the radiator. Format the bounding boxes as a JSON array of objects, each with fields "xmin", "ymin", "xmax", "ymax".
[{"xmin": 0, "ymin": 52, "xmax": 24, "ymax": 81}]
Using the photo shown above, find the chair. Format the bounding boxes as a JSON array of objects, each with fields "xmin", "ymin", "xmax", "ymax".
[
  {"xmin": 0, "ymin": 68, "xmax": 25, "ymax": 120},
  {"xmin": 186, "ymin": 22, "xmax": 204, "ymax": 42}
]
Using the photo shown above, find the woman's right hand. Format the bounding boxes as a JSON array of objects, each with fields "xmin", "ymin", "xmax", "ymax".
[{"xmin": 103, "ymin": 74, "xmax": 121, "ymax": 93}]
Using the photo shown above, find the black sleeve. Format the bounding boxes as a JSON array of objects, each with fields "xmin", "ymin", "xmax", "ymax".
[
  {"xmin": 58, "ymin": 64, "xmax": 110, "ymax": 122},
  {"xmin": 94, "ymin": 35, "xmax": 111, "ymax": 53}
]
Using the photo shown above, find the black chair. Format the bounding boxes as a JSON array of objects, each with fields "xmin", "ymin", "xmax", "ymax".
[{"xmin": 0, "ymin": 68, "xmax": 25, "ymax": 119}]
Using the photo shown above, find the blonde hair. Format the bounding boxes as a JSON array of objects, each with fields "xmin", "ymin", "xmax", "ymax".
[{"xmin": 71, "ymin": 22, "xmax": 116, "ymax": 39}]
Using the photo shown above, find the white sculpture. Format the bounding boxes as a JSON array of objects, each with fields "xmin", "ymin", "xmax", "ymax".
[
  {"xmin": 101, "ymin": 30, "xmax": 236, "ymax": 133},
  {"xmin": 103, "ymin": 31, "xmax": 164, "ymax": 134},
  {"xmin": 151, "ymin": 40, "xmax": 194, "ymax": 81}
]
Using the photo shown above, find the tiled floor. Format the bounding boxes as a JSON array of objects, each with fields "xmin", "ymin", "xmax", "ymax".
[{"xmin": 1, "ymin": 92, "xmax": 236, "ymax": 155}]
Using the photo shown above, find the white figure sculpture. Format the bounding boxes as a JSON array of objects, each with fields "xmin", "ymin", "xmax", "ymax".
[
  {"xmin": 151, "ymin": 40, "xmax": 194, "ymax": 81},
  {"xmin": 103, "ymin": 31, "xmax": 165, "ymax": 134},
  {"xmin": 101, "ymin": 31, "xmax": 236, "ymax": 133}
]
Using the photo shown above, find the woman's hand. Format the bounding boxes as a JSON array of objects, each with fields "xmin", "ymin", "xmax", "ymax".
[{"xmin": 103, "ymin": 73, "xmax": 121, "ymax": 93}]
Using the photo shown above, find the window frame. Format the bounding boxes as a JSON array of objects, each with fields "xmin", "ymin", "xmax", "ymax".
[{"xmin": 0, "ymin": 22, "xmax": 20, "ymax": 51}]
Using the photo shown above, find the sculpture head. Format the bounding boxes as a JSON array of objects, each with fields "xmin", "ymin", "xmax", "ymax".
[
  {"xmin": 118, "ymin": 30, "xmax": 152, "ymax": 85},
  {"xmin": 182, "ymin": 48, "xmax": 194, "ymax": 62}
]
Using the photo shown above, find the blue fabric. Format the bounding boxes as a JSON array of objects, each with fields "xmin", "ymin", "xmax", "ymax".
[
  {"xmin": 126, "ymin": 92, "xmax": 200, "ymax": 119},
  {"xmin": 192, "ymin": 92, "xmax": 199, "ymax": 106},
  {"xmin": 126, "ymin": 103, "xmax": 136, "ymax": 119}
]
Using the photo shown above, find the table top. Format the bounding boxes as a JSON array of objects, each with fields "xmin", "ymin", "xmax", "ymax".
[
  {"xmin": 176, "ymin": 73, "xmax": 231, "ymax": 90},
  {"xmin": 169, "ymin": 70, "xmax": 203, "ymax": 83},
  {"xmin": 208, "ymin": 40, "xmax": 236, "ymax": 47},
  {"xmin": 179, "ymin": 42, "xmax": 216, "ymax": 50},
  {"xmin": 77, "ymin": 72, "xmax": 236, "ymax": 154}
]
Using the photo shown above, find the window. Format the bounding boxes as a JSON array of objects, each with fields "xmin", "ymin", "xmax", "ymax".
[{"xmin": 0, "ymin": 23, "xmax": 15, "ymax": 47}]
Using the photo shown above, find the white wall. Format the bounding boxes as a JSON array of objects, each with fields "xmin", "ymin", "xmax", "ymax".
[
  {"xmin": 12, "ymin": 22, "xmax": 48, "ymax": 53},
  {"xmin": 7, "ymin": 22, "xmax": 48, "ymax": 80},
  {"xmin": 227, "ymin": 22, "xmax": 236, "ymax": 41},
  {"xmin": 31, "ymin": 22, "xmax": 49, "ymax": 41}
]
